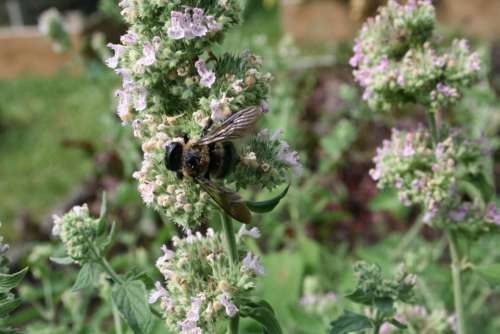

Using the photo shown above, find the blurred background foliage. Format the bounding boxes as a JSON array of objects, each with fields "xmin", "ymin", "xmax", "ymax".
[{"xmin": 1, "ymin": 0, "xmax": 500, "ymax": 333}]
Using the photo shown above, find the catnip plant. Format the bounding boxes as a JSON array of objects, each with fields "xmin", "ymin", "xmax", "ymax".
[
  {"xmin": 0, "ymin": 224, "xmax": 28, "ymax": 333},
  {"xmin": 51, "ymin": 1, "xmax": 299, "ymax": 333},
  {"xmin": 334, "ymin": 1, "xmax": 500, "ymax": 334}
]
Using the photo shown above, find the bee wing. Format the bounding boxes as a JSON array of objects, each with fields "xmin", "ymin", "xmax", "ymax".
[
  {"xmin": 195, "ymin": 177, "xmax": 251, "ymax": 224},
  {"xmin": 196, "ymin": 106, "xmax": 262, "ymax": 145}
]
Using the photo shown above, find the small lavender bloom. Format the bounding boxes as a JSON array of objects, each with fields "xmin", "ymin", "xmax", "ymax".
[
  {"xmin": 277, "ymin": 140, "xmax": 302, "ymax": 175},
  {"xmin": 435, "ymin": 143, "xmax": 445, "ymax": 159},
  {"xmin": 120, "ymin": 30, "xmax": 138, "ymax": 45},
  {"xmin": 468, "ymin": 52, "xmax": 481, "ymax": 72},
  {"xmin": 260, "ymin": 101, "xmax": 269, "ymax": 113},
  {"xmin": 190, "ymin": 8, "xmax": 208, "ymax": 37},
  {"xmin": 148, "ymin": 281, "xmax": 168, "ymax": 304},
  {"xmin": 403, "ymin": 135, "xmax": 415, "ymax": 157},
  {"xmin": 237, "ymin": 225, "xmax": 261, "ymax": 239},
  {"xmin": 377, "ymin": 55, "xmax": 390, "ymax": 72},
  {"xmin": 209, "ymin": 99, "xmax": 224, "ymax": 122},
  {"xmin": 137, "ymin": 41, "xmax": 156, "ymax": 67},
  {"xmin": 349, "ymin": 40, "xmax": 365, "ymax": 68},
  {"xmin": 168, "ymin": 11, "xmax": 186, "ymax": 40},
  {"xmin": 206, "ymin": 15, "xmax": 221, "ymax": 31},
  {"xmin": 133, "ymin": 86, "xmax": 148, "ymax": 111},
  {"xmin": 485, "ymin": 203, "xmax": 500, "ymax": 225},
  {"xmin": 115, "ymin": 68, "xmax": 133, "ymax": 86},
  {"xmin": 241, "ymin": 252, "xmax": 265, "ymax": 275},
  {"xmin": 448, "ymin": 203, "xmax": 471, "ymax": 221},
  {"xmin": 115, "ymin": 89, "xmax": 131, "ymax": 122},
  {"xmin": 195, "ymin": 59, "xmax": 216, "ymax": 88},
  {"xmin": 220, "ymin": 293, "xmax": 239, "ymax": 317},
  {"xmin": 436, "ymin": 83, "xmax": 459, "ymax": 98},
  {"xmin": 105, "ymin": 43, "xmax": 125, "ymax": 69}
]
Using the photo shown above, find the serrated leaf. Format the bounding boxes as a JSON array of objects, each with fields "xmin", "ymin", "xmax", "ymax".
[
  {"xmin": 112, "ymin": 280, "xmax": 152, "ymax": 334},
  {"xmin": 329, "ymin": 311, "xmax": 373, "ymax": 334},
  {"xmin": 474, "ymin": 263, "xmax": 500, "ymax": 286},
  {"xmin": 0, "ymin": 267, "xmax": 28, "ymax": 294},
  {"xmin": 345, "ymin": 288, "xmax": 372, "ymax": 305},
  {"xmin": 72, "ymin": 262, "xmax": 101, "ymax": 291},
  {"xmin": 374, "ymin": 298, "xmax": 395, "ymax": 318},
  {"xmin": 49, "ymin": 256, "xmax": 74, "ymax": 265},
  {"xmin": 246, "ymin": 184, "xmax": 290, "ymax": 214},
  {"xmin": 0, "ymin": 298, "xmax": 21, "ymax": 318},
  {"xmin": 244, "ymin": 304, "xmax": 283, "ymax": 334}
]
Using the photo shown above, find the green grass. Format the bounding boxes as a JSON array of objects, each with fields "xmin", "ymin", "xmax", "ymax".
[{"xmin": 0, "ymin": 70, "xmax": 118, "ymax": 229}]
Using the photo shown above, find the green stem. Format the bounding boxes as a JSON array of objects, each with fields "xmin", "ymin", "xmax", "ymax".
[
  {"xmin": 221, "ymin": 213, "xmax": 239, "ymax": 334},
  {"xmin": 112, "ymin": 301, "xmax": 124, "ymax": 334},
  {"xmin": 426, "ymin": 110, "xmax": 439, "ymax": 146},
  {"xmin": 447, "ymin": 231, "xmax": 466, "ymax": 334},
  {"xmin": 90, "ymin": 243, "xmax": 124, "ymax": 285},
  {"xmin": 221, "ymin": 213, "xmax": 238, "ymax": 265}
]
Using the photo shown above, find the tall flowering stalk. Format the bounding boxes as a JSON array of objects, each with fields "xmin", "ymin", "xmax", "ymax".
[
  {"xmin": 52, "ymin": 1, "xmax": 298, "ymax": 334},
  {"xmin": 349, "ymin": 1, "xmax": 499, "ymax": 334}
]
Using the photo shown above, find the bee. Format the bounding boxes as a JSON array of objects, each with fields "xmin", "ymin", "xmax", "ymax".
[{"xmin": 164, "ymin": 106, "xmax": 262, "ymax": 224}]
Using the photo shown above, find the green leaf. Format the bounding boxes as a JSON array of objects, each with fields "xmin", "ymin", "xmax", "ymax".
[
  {"xmin": 244, "ymin": 304, "xmax": 283, "ymax": 334},
  {"xmin": 50, "ymin": 256, "xmax": 74, "ymax": 265},
  {"xmin": 112, "ymin": 280, "xmax": 152, "ymax": 334},
  {"xmin": 0, "ymin": 298, "xmax": 22, "ymax": 318},
  {"xmin": 0, "ymin": 268, "xmax": 28, "ymax": 294},
  {"xmin": 329, "ymin": 311, "xmax": 373, "ymax": 334},
  {"xmin": 101, "ymin": 221, "xmax": 117, "ymax": 252},
  {"xmin": 474, "ymin": 264, "xmax": 500, "ymax": 286},
  {"xmin": 374, "ymin": 298, "xmax": 395, "ymax": 318},
  {"xmin": 246, "ymin": 184, "xmax": 290, "ymax": 214},
  {"xmin": 345, "ymin": 288, "xmax": 373, "ymax": 305},
  {"xmin": 72, "ymin": 262, "xmax": 101, "ymax": 291},
  {"xmin": 97, "ymin": 192, "xmax": 108, "ymax": 236},
  {"xmin": 389, "ymin": 318, "xmax": 407, "ymax": 330}
]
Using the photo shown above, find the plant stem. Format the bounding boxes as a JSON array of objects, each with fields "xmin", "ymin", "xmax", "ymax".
[
  {"xmin": 112, "ymin": 300, "xmax": 124, "ymax": 334},
  {"xmin": 447, "ymin": 231, "xmax": 466, "ymax": 334},
  {"xmin": 426, "ymin": 110, "xmax": 439, "ymax": 146},
  {"xmin": 221, "ymin": 213, "xmax": 239, "ymax": 334},
  {"xmin": 221, "ymin": 213, "xmax": 238, "ymax": 265}
]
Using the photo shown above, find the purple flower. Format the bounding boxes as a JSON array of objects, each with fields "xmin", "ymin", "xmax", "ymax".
[
  {"xmin": 448, "ymin": 203, "xmax": 471, "ymax": 221},
  {"xmin": 105, "ymin": 43, "xmax": 125, "ymax": 69},
  {"xmin": 238, "ymin": 225, "xmax": 261, "ymax": 239},
  {"xmin": 403, "ymin": 134, "xmax": 415, "ymax": 157},
  {"xmin": 220, "ymin": 293, "xmax": 239, "ymax": 317},
  {"xmin": 195, "ymin": 59, "xmax": 216, "ymax": 88},
  {"xmin": 133, "ymin": 86, "xmax": 147, "ymax": 111},
  {"xmin": 468, "ymin": 52, "xmax": 481, "ymax": 72},
  {"xmin": 485, "ymin": 203, "xmax": 500, "ymax": 225},
  {"xmin": 206, "ymin": 15, "xmax": 221, "ymax": 31},
  {"xmin": 436, "ymin": 83, "xmax": 459, "ymax": 98},
  {"xmin": 115, "ymin": 89, "xmax": 131, "ymax": 122},
  {"xmin": 190, "ymin": 8, "xmax": 208, "ymax": 37},
  {"xmin": 377, "ymin": 55, "xmax": 389, "ymax": 72},
  {"xmin": 120, "ymin": 30, "xmax": 138, "ymax": 45},
  {"xmin": 209, "ymin": 99, "xmax": 224, "ymax": 121},
  {"xmin": 349, "ymin": 40, "xmax": 365, "ymax": 68},
  {"xmin": 168, "ymin": 11, "xmax": 186, "ymax": 39},
  {"xmin": 148, "ymin": 281, "xmax": 168, "ymax": 304},
  {"xmin": 241, "ymin": 252, "xmax": 265, "ymax": 275},
  {"xmin": 137, "ymin": 41, "xmax": 156, "ymax": 67}
]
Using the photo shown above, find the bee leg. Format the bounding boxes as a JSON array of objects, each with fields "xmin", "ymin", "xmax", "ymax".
[
  {"xmin": 182, "ymin": 133, "xmax": 189, "ymax": 144},
  {"xmin": 176, "ymin": 171, "xmax": 184, "ymax": 180},
  {"xmin": 201, "ymin": 118, "xmax": 214, "ymax": 136}
]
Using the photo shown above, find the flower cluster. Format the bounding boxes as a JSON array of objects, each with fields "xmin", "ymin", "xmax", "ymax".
[
  {"xmin": 108, "ymin": 0, "xmax": 298, "ymax": 228},
  {"xmin": 38, "ymin": 8, "xmax": 70, "ymax": 53},
  {"xmin": 380, "ymin": 305, "xmax": 456, "ymax": 334},
  {"xmin": 351, "ymin": 262, "xmax": 416, "ymax": 304},
  {"xmin": 52, "ymin": 204, "xmax": 99, "ymax": 263},
  {"xmin": 370, "ymin": 127, "xmax": 499, "ymax": 232},
  {"xmin": 149, "ymin": 227, "xmax": 263, "ymax": 333},
  {"xmin": 350, "ymin": 0, "xmax": 481, "ymax": 111}
]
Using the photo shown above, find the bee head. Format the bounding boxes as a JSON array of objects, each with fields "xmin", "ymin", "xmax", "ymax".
[{"xmin": 165, "ymin": 142, "xmax": 183, "ymax": 171}]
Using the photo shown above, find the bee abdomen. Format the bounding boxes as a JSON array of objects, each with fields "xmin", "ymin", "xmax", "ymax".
[{"xmin": 209, "ymin": 142, "xmax": 238, "ymax": 179}]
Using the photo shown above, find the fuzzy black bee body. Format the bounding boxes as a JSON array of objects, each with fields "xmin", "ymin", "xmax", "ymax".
[{"xmin": 163, "ymin": 106, "xmax": 262, "ymax": 224}]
